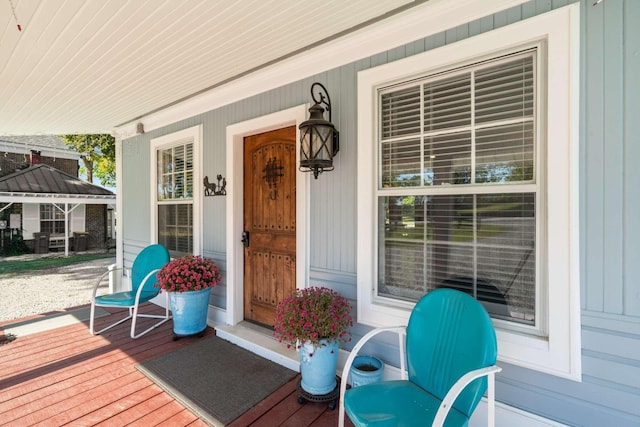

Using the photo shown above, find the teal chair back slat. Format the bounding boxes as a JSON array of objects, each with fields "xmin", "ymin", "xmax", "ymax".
[
  {"xmin": 131, "ymin": 244, "xmax": 170, "ymax": 294},
  {"xmin": 406, "ymin": 288, "xmax": 497, "ymax": 418}
]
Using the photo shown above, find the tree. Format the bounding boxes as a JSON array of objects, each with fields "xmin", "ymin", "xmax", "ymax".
[{"xmin": 59, "ymin": 134, "xmax": 115, "ymax": 187}]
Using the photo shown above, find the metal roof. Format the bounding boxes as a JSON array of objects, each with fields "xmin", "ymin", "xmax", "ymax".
[{"xmin": 0, "ymin": 164, "xmax": 114, "ymax": 204}]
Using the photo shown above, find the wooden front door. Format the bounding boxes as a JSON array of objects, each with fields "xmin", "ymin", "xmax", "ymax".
[{"xmin": 243, "ymin": 126, "xmax": 297, "ymax": 326}]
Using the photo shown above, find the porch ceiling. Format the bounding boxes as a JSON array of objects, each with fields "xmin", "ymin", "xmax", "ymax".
[{"xmin": 0, "ymin": 0, "xmax": 422, "ymax": 135}]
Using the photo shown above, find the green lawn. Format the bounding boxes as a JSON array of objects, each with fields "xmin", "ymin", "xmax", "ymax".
[{"xmin": 0, "ymin": 253, "xmax": 113, "ymax": 276}]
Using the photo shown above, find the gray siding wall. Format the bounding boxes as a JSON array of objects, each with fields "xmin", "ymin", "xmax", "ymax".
[{"xmin": 121, "ymin": 0, "xmax": 640, "ymax": 425}]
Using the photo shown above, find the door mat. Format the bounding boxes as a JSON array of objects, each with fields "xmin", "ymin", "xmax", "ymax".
[{"xmin": 136, "ymin": 335, "xmax": 297, "ymax": 426}]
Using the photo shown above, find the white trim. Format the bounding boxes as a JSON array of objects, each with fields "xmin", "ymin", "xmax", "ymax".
[
  {"xmin": 149, "ymin": 125, "xmax": 203, "ymax": 255},
  {"xmin": 224, "ymin": 105, "xmax": 309, "ymax": 326},
  {"xmin": 114, "ymin": 134, "xmax": 124, "ymax": 291},
  {"xmin": 113, "ymin": 0, "xmax": 528, "ymax": 137},
  {"xmin": 0, "ymin": 194, "xmax": 114, "ymax": 204},
  {"xmin": 357, "ymin": 5, "xmax": 581, "ymax": 380}
]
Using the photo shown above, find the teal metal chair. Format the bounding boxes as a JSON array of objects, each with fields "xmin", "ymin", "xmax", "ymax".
[
  {"xmin": 339, "ymin": 288, "xmax": 501, "ymax": 427},
  {"xmin": 89, "ymin": 244, "xmax": 171, "ymax": 339}
]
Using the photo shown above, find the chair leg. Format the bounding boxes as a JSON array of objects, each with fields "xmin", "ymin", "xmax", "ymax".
[
  {"xmin": 130, "ymin": 312, "xmax": 171, "ymax": 339},
  {"xmin": 338, "ymin": 404, "xmax": 346, "ymax": 427},
  {"xmin": 89, "ymin": 301, "xmax": 96, "ymax": 335},
  {"xmin": 130, "ymin": 296, "xmax": 172, "ymax": 339},
  {"xmin": 91, "ymin": 306, "xmax": 134, "ymax": 335},
  {"xmin": 91, "ymin": 298, "xmax": 173, "ymax": 339},
  {"xmin": 488, "ymin": 372, "xmax": 496, "ymax": 427}
]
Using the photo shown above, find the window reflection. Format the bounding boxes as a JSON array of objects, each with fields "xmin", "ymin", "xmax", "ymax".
[{"xmin": 378, "ymin": 192, "xmax": 535, "ymax": 324}]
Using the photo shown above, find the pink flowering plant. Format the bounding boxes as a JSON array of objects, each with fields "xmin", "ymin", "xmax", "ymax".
[
  {"xmin": 155, "ymin": 255, "xmax": 222, "ymax": 293},
  {"xmin": 273, "ymin": 286, "xmax": 353, "ymax": 349}
]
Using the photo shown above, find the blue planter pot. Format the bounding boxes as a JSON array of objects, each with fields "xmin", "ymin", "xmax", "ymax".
[
  {"xmin": 299, "ymin": 339, "xmax": 339, "ymax": 395},
  {"xmin": 350, "ymin": 355, "xmax": 384, "ymax": 387},
  {"xmin": 168, "ymin": 287, "xmax": 212, "ymax": 336}
]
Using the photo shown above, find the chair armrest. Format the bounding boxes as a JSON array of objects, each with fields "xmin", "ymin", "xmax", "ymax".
[
  {"xmin": 90, "ymin": 267, "xmax": 124, "ymax": 300},
  {"xmin": 133, "ymin": 268, "xmax": 162, "ymax": 302},
  {"xmin": 432, "ymin": 365, "xmax": 502, "ymax": 427},
  {"xmin": 338, "ymin": 325, "xmax": 406, "ymax": 427},
  {"xmin": 341, "ymin": 326, "xmax": 406, "ymax": 382}
]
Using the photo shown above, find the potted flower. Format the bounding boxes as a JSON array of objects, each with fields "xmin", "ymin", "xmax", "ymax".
[
  {"xmin": 274, "ymin": 286, "xmax": 352, "ymax": 396},
  {"xmin": 156, "ymin": 255, "xmax": 222, "ymax": 338}
]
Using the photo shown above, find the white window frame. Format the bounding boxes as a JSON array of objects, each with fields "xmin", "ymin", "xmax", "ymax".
[
  {"xmin": 357, "ymin": 5, "xmax": 581, "ymax": 380},
  {"xmin": 37, "ymin": 203, "xmax": 86, "ymax": 235},
  {"xmin": 150, "ymin": 125, "xmax": 203, "ymax": 256},
  {"xmin": 40, "ymin": 203, "xmax": 66, "ymax": 234}
]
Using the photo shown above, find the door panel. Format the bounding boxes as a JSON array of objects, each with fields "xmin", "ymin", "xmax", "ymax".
[{"xmin": 243, "ymin": 126, "xmax": 296, "ymax": 326}]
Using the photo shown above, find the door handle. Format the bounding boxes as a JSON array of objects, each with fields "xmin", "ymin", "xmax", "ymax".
[{"xmin": 241, "ymin": 231, "xmax": 250, "ymax": 247}]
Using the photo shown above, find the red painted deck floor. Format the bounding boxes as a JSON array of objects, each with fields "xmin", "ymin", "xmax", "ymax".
[{"xmin": 0, "ymin": 304, "xmax": 354, "ymax": 426}]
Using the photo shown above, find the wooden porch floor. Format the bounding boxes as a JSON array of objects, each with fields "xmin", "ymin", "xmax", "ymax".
[{"xmin": 0, "ymin": 304, "xmax": 353, "ymax": 426}]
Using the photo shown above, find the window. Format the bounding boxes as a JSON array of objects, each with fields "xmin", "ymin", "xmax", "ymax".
[
  {"xmin": 378, "ymin": 52, "xmax": 537, "ymax": 327},
  {"xmin": 157, "ymin": 144, "xmax": 193, "ymax": 256},
  {"xmin": 40, "ymin": 204, "xmax": 65, "ymax": 234},
  {"xmin": 357, "ymin": 5, "xmax": 580, "ymax": 379},
  {"xmin": 151, "ymin": 126, "xmax": 202, "ymax": 257}
]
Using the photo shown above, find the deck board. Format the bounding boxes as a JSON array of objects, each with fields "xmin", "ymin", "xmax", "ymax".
[{"xmin": 0, "ymin": 304, "xmax": 354, "ymax": 426}]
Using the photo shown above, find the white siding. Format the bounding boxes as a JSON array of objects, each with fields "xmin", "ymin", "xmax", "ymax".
[
  {"xmin": 22, "ymin": 204, "xmax": 39, "ymax": 239},
  {"xmin": 119, "ymin": 0, "xmax": 640, "ymax": 425},
  {"xmin": 70, "ymin": 204, "xmax": 85, "ymax": 233}
]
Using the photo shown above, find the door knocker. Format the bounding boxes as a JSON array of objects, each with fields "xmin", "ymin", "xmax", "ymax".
[{"xmin": 262, "ymin": 157, "xmax": 284, "ymax": 200}]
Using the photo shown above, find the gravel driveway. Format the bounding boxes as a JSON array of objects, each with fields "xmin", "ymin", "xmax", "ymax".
[{"xmin": 0, "ymin": 256, "xmax": 116, "ymax": 322}]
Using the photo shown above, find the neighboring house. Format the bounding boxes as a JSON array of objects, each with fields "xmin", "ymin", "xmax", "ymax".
[
  {"xmin": 110, "ymin": 1, "xmax": 636, "ymax": 426},
  {"xmin": 0, "ymin": 135, "xmax": 115, "ymax": 253}
]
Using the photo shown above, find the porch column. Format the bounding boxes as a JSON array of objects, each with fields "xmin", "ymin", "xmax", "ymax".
[{"xmin": 64, "ymin": 203, "xmax": 69, "ymax": 256}]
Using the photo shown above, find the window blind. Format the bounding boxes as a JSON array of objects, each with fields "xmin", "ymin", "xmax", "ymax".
[
  {"xmin": 379, "ymin": 51, "xmax": 535, "ymax": 188},
  {"xmin": 377, "ymin": 51, "xmax": 537, "ymax": 324}
]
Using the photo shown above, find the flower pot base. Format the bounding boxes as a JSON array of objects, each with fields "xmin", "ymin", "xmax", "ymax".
[
  {"xmin": 296, "ymin": 376, "xmax": 340, "ymax": 411},
  {"xmin": 172, "ymin": 327, "xmax": 207, "ymax": 341}
]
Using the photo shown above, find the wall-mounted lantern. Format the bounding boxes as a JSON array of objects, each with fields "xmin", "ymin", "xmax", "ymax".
[{"xmin": 299, "ymin": 82, "xmax": 339, "ymax": 179}]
